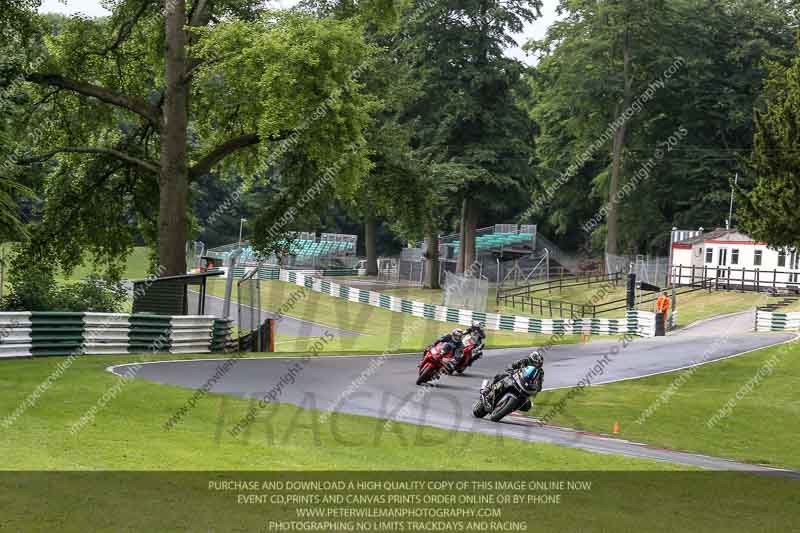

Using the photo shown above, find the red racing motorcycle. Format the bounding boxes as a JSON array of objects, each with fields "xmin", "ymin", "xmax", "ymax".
[{"xmin": 416, "ymin": 341, "xmax": 457, "ymax": 385}]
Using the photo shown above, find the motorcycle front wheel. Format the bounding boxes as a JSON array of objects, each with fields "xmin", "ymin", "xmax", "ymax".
[
  {"xmin": 490, "ymin": 393, "xmax": 521, "ymax": 422},
  {"xmin": 472, "ymin": 399, "xmax": 488, "ymax": 418},
  {"xmin": 416, "ymin": 363, "xmax": 437, "ymax": 385}
]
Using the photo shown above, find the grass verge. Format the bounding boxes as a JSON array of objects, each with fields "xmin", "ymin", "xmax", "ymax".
[{"xmin": 533, "ymin": 339, "xmax": 800, "ymax": 469}]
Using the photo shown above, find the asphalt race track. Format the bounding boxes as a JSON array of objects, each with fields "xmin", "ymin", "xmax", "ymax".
[{"xmin": 110, "ymin": 311, "xmax": 798, "ymax": 474}]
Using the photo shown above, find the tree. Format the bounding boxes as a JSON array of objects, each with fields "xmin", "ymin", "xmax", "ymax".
[
  {"xmin": 397, "ymin": 0, "xmax": 539, "ymax": 275},
  {"xmin": 738, "ymin": 39, "xmax": 800, "ymax": 249},
  {"xmin": 16, "ymin": 3, "xmax": 373, "ymax": 275},
  {"xmin": 0, "ymin": 0, "xmax": 40, "ymax": 240}
]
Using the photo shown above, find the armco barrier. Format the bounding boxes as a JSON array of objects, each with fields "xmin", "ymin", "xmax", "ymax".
[
  {"xmin": 0, "ymin": 312, "xmax": 221, "ymax": 359},
  {"xmin": 212, "ymin": 319, "xmax": 235, "ymax": 353},
  {"xmin": 277, "ymin": 270, "xmax": 657, "ymax": 338},
  {"xmin": 755, "ymin": 309, "xmax": 800, "ymax": 332}
]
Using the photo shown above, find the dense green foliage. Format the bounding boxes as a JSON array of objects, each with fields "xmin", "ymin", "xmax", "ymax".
[
  {"xmin": 525, "ymin": 0, "xmax": 795, "ymax": 254},
  {"xmin": 1, "ymin": 254, "xmax": 127, "ymax": 312},
  {"xmin": 1, "ymin": 0, "xmax": 798, "ymax": 282},
  {"xmin": 738, "ymin": 38, "xmax": 800, "ymax": 250},
  {"xmin": 394, "ymin": 0, "xmax": 539, "ymax": 272},
  {"xmin": 7, "ymin": 2, "xmax": 373, "ymax": 275}
]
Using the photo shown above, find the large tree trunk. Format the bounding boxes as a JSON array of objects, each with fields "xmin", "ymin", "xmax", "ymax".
[
  {"xmin": 461, "ymin": 196, "xmax": 478, "ymax": 275},
  {"xmin": 364, "ymin": 215, "xmax": 378, "ymax": 276},
  {"xmin": 158, "ymin": 0, "xmax": 189, "ymax": 276},
  {"xmin": 605, "ymin": 28, "xmax": 632, "ymax": 258},
  {"xmin": 424, "ymin": 226, "xmax": 440, "ymax": 289}
]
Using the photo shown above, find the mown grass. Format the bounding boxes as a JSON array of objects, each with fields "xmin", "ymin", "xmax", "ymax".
[
  {"xmin": 533, "ymin": 339, "xmax": 800, "ymax": 469},
  {"xmin": 60, "ymin": 246, "xmax": 153, "ymax": 281},
  {"xmin": 0, "ymin": 353, "xmax": 678, "ymax": 471},
  {"xmin": 206, "ymin": 279, "xmax": 580, "ymax": 353}
]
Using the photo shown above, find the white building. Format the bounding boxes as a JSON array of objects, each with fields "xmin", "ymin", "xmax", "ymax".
[{"xmin": 669, "ymin": 228, "xmax": 800, "ymax": 290}]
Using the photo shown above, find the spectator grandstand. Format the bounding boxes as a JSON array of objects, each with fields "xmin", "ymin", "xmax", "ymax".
[
  {"xmin": 446, "ymin": 230, "xmax": 536, "ymax": 256},
  {"xmin": 205, "ymin": 232, "xmax": 358, "ymax": 270}
]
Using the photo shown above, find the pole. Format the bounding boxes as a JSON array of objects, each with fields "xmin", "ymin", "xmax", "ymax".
[
  {"xmin": 238, "ymin": 217, "xmax": 246, "ymax": 248},
  {"xmin": 727, "ymin": 173, "xmax": 738, "ymax": 229},
  {"xmin": 626, "ymin": 272, "xmax": 636, "ymax": 310},
  {"xmin": 545, "ymin": 249, "xmax": 550, "ymax": 284}
]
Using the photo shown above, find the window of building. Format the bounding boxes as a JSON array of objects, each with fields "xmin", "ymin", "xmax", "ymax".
[
  {"xmin": 754, "ymin": 249, "xmax": 763, "ymax": 266},
  {"xmin": 778, "ymin": 250, "xmax": 786, "ymax": 267},
  {"xmin": 731, "ymin": 249, "xmax": 739, "ymax": 265},
  {"xmin": 705, "ymin": 248, "xmax": 713, "ymax": 263}
]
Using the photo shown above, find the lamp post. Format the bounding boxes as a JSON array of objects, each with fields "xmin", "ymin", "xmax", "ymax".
[{"xmin": 238, "ymin": 217, "xmax": 247, "ymax": 249}]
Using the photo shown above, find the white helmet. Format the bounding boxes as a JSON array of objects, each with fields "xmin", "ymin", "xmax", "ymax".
[{"xmin": 451, "ymin": 329, "xmax": 463, "ymax": 341}]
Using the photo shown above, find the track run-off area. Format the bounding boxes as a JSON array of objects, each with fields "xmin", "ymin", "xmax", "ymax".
[{"xmin": 109, "ymin": 310, "xmax": 798, "ymax": 475}]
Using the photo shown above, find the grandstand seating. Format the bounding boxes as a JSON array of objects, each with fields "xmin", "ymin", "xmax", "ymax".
[
  {"xmin": 208, "ymin": 238, "xmax": 356, "ymax": 264},
  {"xmin": 448, "ymin": 232, "xmax": 534, "ymax": 254},
  {"xmin": 276, "ymin": 239, "xmax": 355, "ymax": 257}
]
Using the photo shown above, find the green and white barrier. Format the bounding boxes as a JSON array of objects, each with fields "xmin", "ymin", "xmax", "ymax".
[
  {"xmin": 755, "ymin": 310, "xmax": 800, "ymax": 332},
  {"xmin": 0, "ymin": 312, "xmax": 219, "ymax": 358},
  {"xmin": 232, "ymin": 265, "xmax": 281, "ymax": 280},
  {"xmin": 212, "ymin": 319, "xmax": 235, "ymax": 353},
  {"xmin": 277, "ymin": 270, "xmax": 656, "ymax": 338}
]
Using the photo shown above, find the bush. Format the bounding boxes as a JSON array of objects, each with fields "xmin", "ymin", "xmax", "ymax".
[
  {"xmin": 2, "ymin": 266, "xmax": 127, "ymax": 313},
  {"xmin": 52, "ymin": 275, "xmax": 128, "ymax": 312}
]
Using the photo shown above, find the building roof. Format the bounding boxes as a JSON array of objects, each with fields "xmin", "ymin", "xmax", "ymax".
[{"xmin": 674, "ymin": 228, "xmax": 754, "ymax": 245}]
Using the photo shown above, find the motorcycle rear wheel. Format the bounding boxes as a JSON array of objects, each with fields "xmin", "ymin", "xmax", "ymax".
[
  {"xmin": 416, "ymin": 364, "xmax": 437, "ymax": 385},
  {"xmin": 490, "ymin": 393, "xmax": 520, "ymax": 422}
]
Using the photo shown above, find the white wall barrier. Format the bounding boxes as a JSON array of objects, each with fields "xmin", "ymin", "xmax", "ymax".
[
  {"xmin": 0, "ymin": 312, "xmax": 222, "ymax": 359},
  {"xmin": 756, "ymin": 310, "xmax": 800, "ymax": 332}
]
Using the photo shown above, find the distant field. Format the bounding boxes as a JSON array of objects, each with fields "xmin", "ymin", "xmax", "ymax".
[
  {"xmin": 1, "ymin": 243, "xmax": 151, "ymax": 285},
  {"xmin": 62, "ymin": 246, "xmax": 152, "ymax": 280}
]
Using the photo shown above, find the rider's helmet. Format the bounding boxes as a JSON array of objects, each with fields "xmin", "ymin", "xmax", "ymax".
[
  {"xmin": 472, "ymin": 320, "xmax": 485, "ymax": 331},
  {"xmin": 528, "ymin": 351, "xmax": 544, "ymax": 368},
  {"xmin": 451, "ymin": 329, "xmax": 464, "ymax": 342}
]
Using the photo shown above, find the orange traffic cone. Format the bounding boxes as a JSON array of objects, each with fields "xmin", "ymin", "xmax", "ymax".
[{"xmin": 613, "ymin": 421, "xmax": 620, "ymax": 434}]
